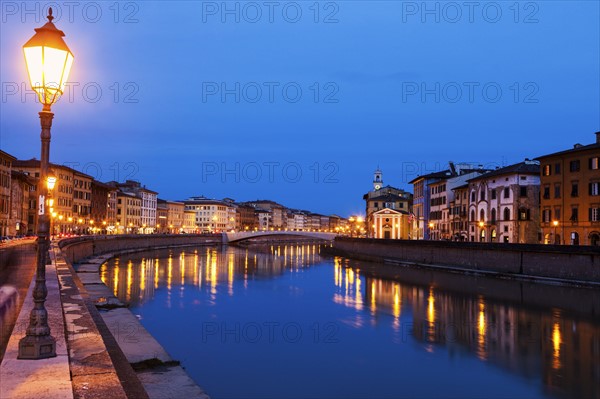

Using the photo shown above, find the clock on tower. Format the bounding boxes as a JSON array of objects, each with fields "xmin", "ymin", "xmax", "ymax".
[{"xmin": 373, "ymin": 168, "xmax": 383, "ymax": 191}]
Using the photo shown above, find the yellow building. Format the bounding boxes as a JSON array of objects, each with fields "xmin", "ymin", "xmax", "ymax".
[
  {"xmin": 183, "ymin": 210, "xmax": 197, "ymax": 233},
  {"xmin": 12, "ymin": 159, "xmax": 93, "ymax": 234},
  {"xmin": 116, "ymin": 191, "xmax": 142, "ymax": 234},
  {"xmin": 536, "ymin": 132, "xmax": 600, "ymax": 245},
  {"xmin": 372, "ymin": 208, "xmax": 410, "ymax": 239}
]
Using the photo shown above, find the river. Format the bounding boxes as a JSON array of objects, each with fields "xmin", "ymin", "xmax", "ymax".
[{"xmin": 99, "ymin": 242, "xmax": 600, "ymax": 399}]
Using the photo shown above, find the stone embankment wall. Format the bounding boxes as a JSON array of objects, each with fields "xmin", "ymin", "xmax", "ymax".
[
  {"xmin": 333, "ymin": 238, "xmax": 600, "ymax": 284},
  {"xmin": 59, "ymin": 234, "xmax": 222, "ymax": 263}
]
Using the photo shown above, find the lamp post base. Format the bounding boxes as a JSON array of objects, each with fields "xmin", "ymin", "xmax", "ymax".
[{"xmin": 18, "ymin": 334, "xmax": 56, "ymax": 359}]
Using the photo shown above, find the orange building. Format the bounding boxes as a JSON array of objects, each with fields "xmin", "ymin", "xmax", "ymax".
[{"xmin": 536, "ymin": 132, "xmax": 600, "ymax": 245}]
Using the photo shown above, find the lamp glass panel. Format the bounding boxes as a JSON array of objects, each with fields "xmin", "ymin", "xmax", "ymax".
[{"xmin": 24, "ymin": 45, "xmax": 73, "ymax": 105}]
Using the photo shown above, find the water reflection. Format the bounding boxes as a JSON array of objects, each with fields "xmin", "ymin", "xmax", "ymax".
[
  {"xmin": 100, "ymin": 244, "xmax": 600, "ymax": 399},
  {"xmin": 101, "ymin": 243, "xmax": 322, "ymax": 308},
  {"xmin": 334, "ymin": 262, "xmax": 599, "ymax": 399}
]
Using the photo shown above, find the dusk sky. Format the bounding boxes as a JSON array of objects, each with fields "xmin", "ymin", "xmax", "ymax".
[{"xmin": 1, "ymin": 1, "xmax": 599, "ymax": 216}]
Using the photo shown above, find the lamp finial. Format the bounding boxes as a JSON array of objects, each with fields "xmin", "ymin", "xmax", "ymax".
[{"xmin": 47, "ymin": 7, "xmax": 54, "ymax": 22}]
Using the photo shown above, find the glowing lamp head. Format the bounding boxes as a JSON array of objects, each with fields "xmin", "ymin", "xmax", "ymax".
[
  {"xmin": 552, "ymin": 220, "xmax": 559, "ymax": 227},
  {"xmin": 46, "ymin": 174, "xmax": 57, "ymax": 190},
  {"xmin": 23, "ymin": 8, "xmax": 74, "ymax": 109}
]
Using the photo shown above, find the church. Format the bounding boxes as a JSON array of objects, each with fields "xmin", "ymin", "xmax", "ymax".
[{"xmin": 363, "ymin": 168, "xmax": 413, "ymax": 239}]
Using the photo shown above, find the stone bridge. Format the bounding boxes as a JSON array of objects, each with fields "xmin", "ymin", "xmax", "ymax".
[{"xmin": 224, "ymin": 231, "xmax": 337, "ymax": 243}]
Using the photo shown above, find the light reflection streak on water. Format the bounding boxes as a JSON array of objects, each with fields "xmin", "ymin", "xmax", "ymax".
[
  {"xmin": 228, "ymin": 252, "xmax": 234, "ymax": 296},
  {"xmin": 140, "ymin": 258, "xmax": 146, "ymax": 292},
  {"xmin": 180, "ymin": 252, "xmax": 186, "ymax": 289},
  {"xmin": 154, "ymin": 258, "xmax": 159, "ymax": 290},
  {"xmin": 426, "ymin": 287, "xmax": 435, "ymax": 351},
  {"xmin": 113, "ymin": 259, "xmax": 119, "ymax": 297},
  {"xmin": 126, "ymin": 260, "xmax": 133, "ymax": 302},
  {"xmin": 194, "ymin": 251, "xmax": 199, "ymax": 287},
  {"xmin": 552, "ymin": 310, "xmax": 562, "ymax": 371},
  {"xmin": 477, "ymin": 297, "xmax": 487, "ymax": 361}
]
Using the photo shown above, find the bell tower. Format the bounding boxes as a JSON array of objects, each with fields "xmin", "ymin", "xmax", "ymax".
[{"xmin": 373, "ymin": 167, "xmax": 383, "ymax": 191}]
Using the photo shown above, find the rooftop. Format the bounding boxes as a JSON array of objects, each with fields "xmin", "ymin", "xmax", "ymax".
[
  {"xmin": 467, "ymin": 161, "xmax": 540, "ymax": 182},
  {"xmin": 535, "ymin": 133, "xmax": 600, "ymax": 160}
]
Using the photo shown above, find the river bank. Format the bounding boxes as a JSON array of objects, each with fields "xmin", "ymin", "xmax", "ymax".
[{"xmin": 330, "ymin": 237, "xmax": 600, "ymax": 286}]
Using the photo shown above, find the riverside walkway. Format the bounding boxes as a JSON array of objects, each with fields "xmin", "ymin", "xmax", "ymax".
[{"xmin": 0, "ymin": 236, "xmax": 218, "ymax": 399}]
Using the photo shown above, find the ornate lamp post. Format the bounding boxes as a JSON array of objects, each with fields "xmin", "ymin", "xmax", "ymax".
[{"xmin": 19, "ymin": 8, "xmax": 74, "ymax": 360}]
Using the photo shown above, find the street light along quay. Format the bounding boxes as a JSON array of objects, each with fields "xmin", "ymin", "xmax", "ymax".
[{"xmin": 18, "ymin": 7, "xmax": 74, "ymax": 360}]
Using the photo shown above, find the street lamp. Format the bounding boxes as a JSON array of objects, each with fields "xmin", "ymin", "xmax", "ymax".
[
  {"xmin": 19, "ymin": 8, "xmax": 74, "ymax": 360},
  {"xmin": 47, "ymin": 174, "xmax": 57, "ymax": 236},
  {"xmin": 552, "ymin": 220, "xmax": 559, "ymax": 244}
]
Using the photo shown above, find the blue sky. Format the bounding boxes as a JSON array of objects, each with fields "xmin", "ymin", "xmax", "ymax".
[{"xmin": 1, "ymin": 1, "xmax": 599, "ymax": 216}]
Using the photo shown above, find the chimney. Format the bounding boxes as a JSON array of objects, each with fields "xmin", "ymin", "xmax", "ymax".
[{"xmin": 596, "ymin": 131, "xmax": 600, "ymax": 144}]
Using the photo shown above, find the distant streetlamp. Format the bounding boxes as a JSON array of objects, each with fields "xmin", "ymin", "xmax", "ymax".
[
  {"xmin": 47, "ymin": 174, "xmax": 57, "ymax": 235},
  {"xmin": 478, "ymin": 220, "xmax": 486, "ymax": 242},
  {"xmin": 552, "ymin": 220, "xmax": 559, "ymax": 244},
  {"xmin": 19, "ymin": 7, "xmax": 74, "ymax": 360}
]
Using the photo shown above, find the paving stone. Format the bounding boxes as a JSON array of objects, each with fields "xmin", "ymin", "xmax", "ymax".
[
  {"xmin": 72, "ymin": 372, "xmax": 128, "ymax": 399},
  {"xmin": 77, "ymin": 273, "xmax": 104, "ymax": 285},
  {"xmin": 137, "ymin": 365, "xmax": 210, "ymax": 399}
]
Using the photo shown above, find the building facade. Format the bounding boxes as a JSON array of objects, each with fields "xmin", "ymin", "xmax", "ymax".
[
  {"xmin": 372, "ymin": 208, "xmax": 410, "ymax": 239},
  {"xmin": 467, "ymin": 161, "xmax": 540, "ymax": 243},
  {"xmin": 364, "ymin": 169, "xmax": 413, "ymax": 239},
  {"xmin": 429, "ymin": 168, "xmax": 489, "ymax": 241},
  {"xmin": 236, "ymin": 204, "xmax": 257, "ymax": 231},
  {"xmin": 116, "ymin": 191, "xmax": 142, "ymax": 233},
  {"xmin": 536, "ymin": 132, "xmax": 600, "ymax": 245},
  {"xmin": 184, "ymin": 197, "xmax": 235, "ymax": 232},
  {"xmin": 9, "ymin": 171, "xmax": 34, "ymax": 236},
  {"xmin": 0, "ymin": 151, "xmax": 16, "ymax": 236},
  {"xmin": 116, "ymin": 180, "xmax": 158, "ymax": 234},
  {"xmin": 91, "ymin": 180, "xmax": 114, "ymax": 233}
]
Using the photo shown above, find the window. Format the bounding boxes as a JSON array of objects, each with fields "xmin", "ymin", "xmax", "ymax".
[
  {"xmin": 554, "ymin": 208, "xmax": 561, "ymax": 220},
  {"xmin": 570, "ymin": 207, "xmax": 578, "ymax": 222},
  {"xmin": 543, "ymin": 185, "xmax": 550, "ymax": 199},
  {"xmin": 554, "ymin": 184, "xmax": 561, "ymax": 199},
  {"xmin": 504, "ymin": 187, "xmax": 510, "ymax": 199},
  {"xmin": 590, "ymin": 182, "xmax": 600, "ymax": 196},
  {"xmin": 590, "ymin": 157, "xmax": 599, "ymax": 170},
  {"xmin": 542, "ymin": 165, "xmax": 552, "ymax": 176},
  {"xmin": 480, "ymin": 191, "xmax": 485, "ymax": 201},
  {"xmin": 491, "ymin": 189, "xmax": 496, "ymax": 200},
  {"xmin": 590, "ymin": 207, "xmax": 600, "ymax": 222},
  {"xmin": 542, "ymin": 209, "xmax": 551, "ymax": 223},
  {"xmin": 491, "ymin": 208, "xmax": 496, "ymax": 224},
  {"xmin": 520, "ymin": 186, "xmax": 527, "ymax": 197},
  {"xmin": 503, "ymin": 208, "xmax": 511, "ymax": 221},
  {"xmin": 554, "ymin": 163, "xmax": 561, "ymax": 175},
  {"xmin": 571, "ymin": 183, "xmax": 579, "ymax": 197},
  {"xmin": 569, "ymin": 160, "xmax": 580, "ymax": 172},
  {"xmin": 480, "ymin": 209, "xmax": 485, "ymax": 221},
  {"xmin": 471, "ymin": 192, "xmax": 475, "ymax": 202},
  {"xmin": 519, "ymin": 208, "xmax": 530, "ymax": 221},
  {"xmin": 470, "ymin": 210, "xmax": 475, "ymax": 221}
]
